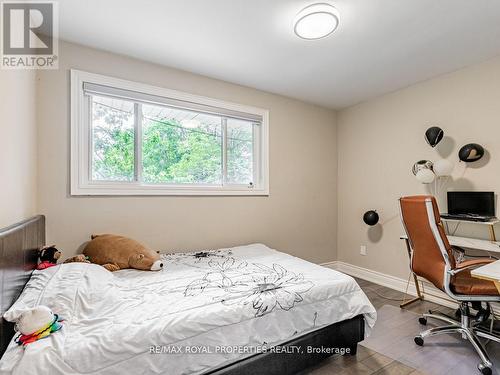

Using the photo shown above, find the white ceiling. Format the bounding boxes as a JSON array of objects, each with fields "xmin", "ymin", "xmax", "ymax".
[{"xmin": 58, "ymin": 0, "xmax": 500, "ymax": 109}]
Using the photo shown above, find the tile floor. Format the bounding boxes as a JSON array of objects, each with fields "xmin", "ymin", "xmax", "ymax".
[{"xmin": 302, "ymin": 278, "xmax": 457, "ymax": 375}]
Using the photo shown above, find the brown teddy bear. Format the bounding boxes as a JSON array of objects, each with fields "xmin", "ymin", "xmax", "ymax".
[{"xmin": 82, "ymin": 234, "xmax": 163, "ymax": 272}]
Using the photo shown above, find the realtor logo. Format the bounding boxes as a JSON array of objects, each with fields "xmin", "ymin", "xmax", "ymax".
[{"xmin": 1, "ymin": 1, "xmax": 58, "ymax": 69}]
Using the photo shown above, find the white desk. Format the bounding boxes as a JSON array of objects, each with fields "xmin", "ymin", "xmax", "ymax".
[
  {"xmin": 471, "ymin": 260, "xmax": 500, "ymax": 293},
  {"xmin": 441, "ymin": 217, "xmax": 498, "ymax": 242},
  {"xmin": 400, "ymin": 234, "xmax": 500, "ymax": 253}
]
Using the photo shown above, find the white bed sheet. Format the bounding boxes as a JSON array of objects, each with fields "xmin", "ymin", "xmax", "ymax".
[{"xmin": 0, "ymin": 243, "xmax": 376, "ymax": 375}]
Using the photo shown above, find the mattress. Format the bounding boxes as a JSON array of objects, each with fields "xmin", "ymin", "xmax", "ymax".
[{"xmin": 0, "ymin": 243, "xmax": 376, "ymax": 375}]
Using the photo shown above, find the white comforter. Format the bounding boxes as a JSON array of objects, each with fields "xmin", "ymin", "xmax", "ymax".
[{"xmin": 0, "ymin": 243, "xmax": 376, "ymax": 375}]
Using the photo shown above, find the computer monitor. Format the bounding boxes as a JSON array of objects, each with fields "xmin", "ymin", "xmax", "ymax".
[{"xmin": 447, "ymin": 191, "xmax": 495, "ymax": 217}]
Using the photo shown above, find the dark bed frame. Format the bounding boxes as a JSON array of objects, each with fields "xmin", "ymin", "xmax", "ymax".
[
  {"xmin": 0, "ymin": 215, "xmax": 44, "ymax": 356},
  {"xmin": 208, "ymin": 315, "xmax": 364, "ymax": 375},
  {"xmin": 0, "ymin": 216, "xmax": 365, "ymax": 374}
]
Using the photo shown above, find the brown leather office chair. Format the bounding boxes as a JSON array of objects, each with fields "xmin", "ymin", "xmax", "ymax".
[{"xmin": 399, "ymin": 195, "xmax": 500, "ymax": 375}]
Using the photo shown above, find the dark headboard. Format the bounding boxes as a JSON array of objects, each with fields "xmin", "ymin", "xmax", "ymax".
[{"xmin": 0, "ymin": 215, "xmax": 45, "ymax": 356}]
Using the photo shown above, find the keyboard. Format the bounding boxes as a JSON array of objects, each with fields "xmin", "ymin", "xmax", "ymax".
[{"xmin": 440, "ymin": 213, "xmax": 497, "ymax": 222}]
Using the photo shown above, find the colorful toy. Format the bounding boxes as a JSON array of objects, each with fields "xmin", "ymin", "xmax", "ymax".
[
  {"xmin": 37, "ymin": 246, "xmax": 90, "ymax": 270},
  {"xmin": 37, "ymin": 245, "xmax": 61, "ymax": 270},
  {"xmin": 14, "ymin": 306, "xmax": 63, "ymax": 346}
]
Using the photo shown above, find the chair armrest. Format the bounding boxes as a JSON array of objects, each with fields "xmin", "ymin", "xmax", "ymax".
[
  {"xmin": 449, "ymin": 258, "xmax": 496, "ymax": 275},
  {"xmin": 456, "ymin": 258, "xmax": 495, "ymax": 269}
]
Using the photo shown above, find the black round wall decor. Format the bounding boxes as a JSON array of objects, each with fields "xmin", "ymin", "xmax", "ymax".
[
  {"xmin": 363, "ymin": 210, "xmax": 379, "ymax": 226},
  {"xmin": 458, "ymin": 143, "xmax": 484, "ymax": 162},
  {"xmin": 424, "ymin": 126, "xmax": 444, "ymax": 147}
]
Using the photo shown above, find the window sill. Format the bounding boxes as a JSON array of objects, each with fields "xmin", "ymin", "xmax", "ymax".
[{"xmin": 70, "ymin": 184, "xmax": 270, "ymax": 196}]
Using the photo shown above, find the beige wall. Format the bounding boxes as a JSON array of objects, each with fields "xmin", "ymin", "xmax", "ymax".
[
  {"xmin": 8, "ymin": 40, "xmax": 499, "ymax": 277},
  {"xmin": 337, "ymin": 56, "xmax": 500, "ymax": 279},
  {"xmin": 0, "ymin": 70, "xmax": 38, "ymax": 228},
  {"xmin": 37, "ymin": 41, "xmax": 338, "ymax": 262}
]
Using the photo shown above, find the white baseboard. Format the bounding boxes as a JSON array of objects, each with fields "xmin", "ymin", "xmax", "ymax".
[{"xmin": 320, "ymin": 261, "xmax": 495, "ymax": 312}]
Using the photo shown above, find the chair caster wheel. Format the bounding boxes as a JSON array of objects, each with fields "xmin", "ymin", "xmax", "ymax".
[
  {"xmin": 418, "ymin": 317, "xmax": 427, "ymax": 325},
  {"xmin": 478, "ymin": 364, "xmax": 492, "ymax": 375},
  {"xmin": 414, "ymin": 336, "xmax": 424, "ymax": 346}
]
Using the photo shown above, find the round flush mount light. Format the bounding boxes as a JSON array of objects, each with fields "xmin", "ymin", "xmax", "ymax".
[{"xmin": 293, "ymin": 3, "xmax": 340, "ymax": 40}]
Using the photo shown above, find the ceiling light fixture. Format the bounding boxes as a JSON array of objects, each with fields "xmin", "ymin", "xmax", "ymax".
[{"xmin": 293, "ymin": 3, "xmax": 340, "ymax": 40}]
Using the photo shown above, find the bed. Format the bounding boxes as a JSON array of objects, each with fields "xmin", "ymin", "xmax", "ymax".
[{"xmin": 0, "ymin": 216, "xmax": 376, "ymax": 375}]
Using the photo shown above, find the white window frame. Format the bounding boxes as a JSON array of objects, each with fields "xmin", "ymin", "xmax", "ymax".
[{"xmin": 70, "ymin": 69, "xmax": 269, "ymax": 196}]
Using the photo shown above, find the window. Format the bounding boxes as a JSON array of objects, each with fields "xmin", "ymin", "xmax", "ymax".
[{"xmin": 71, "ymin": 70, "xmax": 269, "ymax": 195}]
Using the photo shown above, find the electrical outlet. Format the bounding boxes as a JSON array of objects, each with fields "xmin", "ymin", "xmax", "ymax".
[{"xmin": 360, "ymin": 245, "xmax": 367, "ymax": 256}]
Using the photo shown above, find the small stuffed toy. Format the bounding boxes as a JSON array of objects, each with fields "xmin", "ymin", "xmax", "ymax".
[
  {"xmin": 64, "ymin": 254, "xmax": 91, "ymax": 264},
  {"xmin": 13, "ymin": 306, "xmax": 63, "ymax": 346},
  {"xmin": 37, "ymin": 245, "xmax": 61, "ymax": 270},
  {"xmin": 83, "ymin": 234, "xmax": 163, "ymax": 272},
  {"xmin": 37, "ymin": 246, "xmax": 90, "ymax": 270}
]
